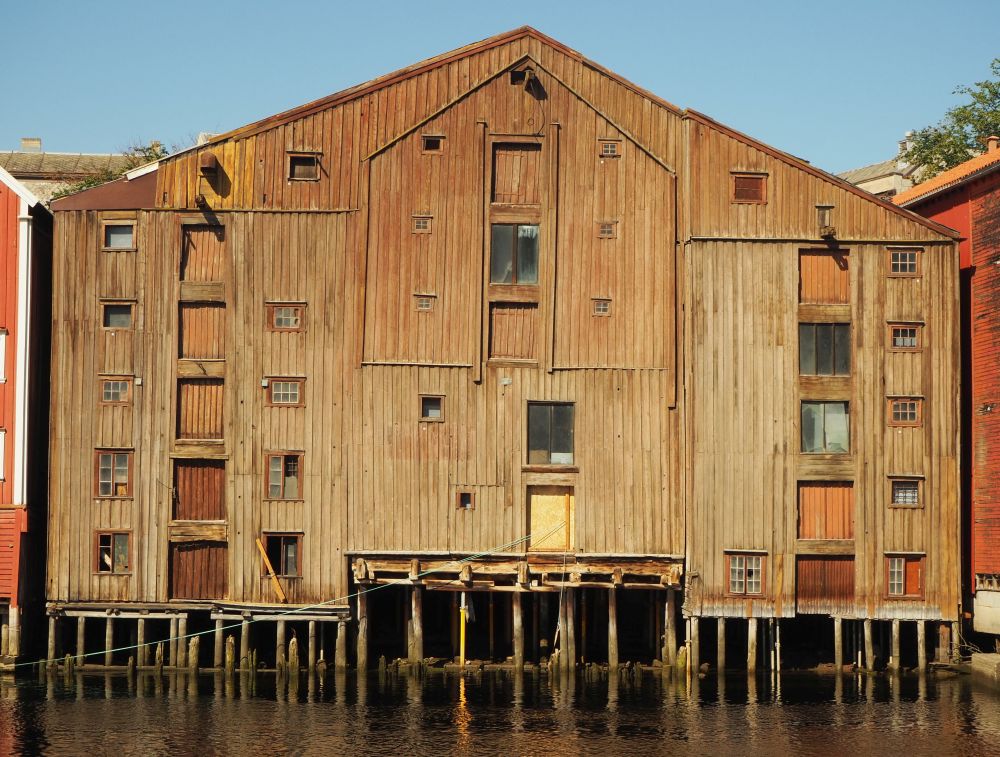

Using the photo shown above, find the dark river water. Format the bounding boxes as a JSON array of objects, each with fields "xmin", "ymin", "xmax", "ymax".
[{"xmin": 2, "ymin": 669, "xmax": 1000, "ymax": 756}]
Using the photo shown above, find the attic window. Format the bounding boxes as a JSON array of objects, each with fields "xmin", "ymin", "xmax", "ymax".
[
  {"xmin": 414, "ymin": 294, "xmax": 437, "ymax": 312},
  {"xmin": 592, "ymin": 298, "xmax": 611, "ymax": 316},
  {"xmin": 412, "ymin": 215, "xmax": 432, "ymax": 234},
  {"xmin": 510, "ymin": 69, "xmax": 529, "ymax": 85},
  {"xmin": 422, "ymin": 135, "xmax": 445, "ymax": 153},
  {"xmin": 732, "ymin": 172, "xmax": 767, "ymax": 204},
  {"xmin": 288, "ymin": 153, "xmax": 320, "ymax": 181},
  {"xmin": 599, "ymin": 140, "xmax": 621, "ymax": 158},
  {"xmin": 597, "ymin": 221, "xmax": 617, "ymax": 239}
]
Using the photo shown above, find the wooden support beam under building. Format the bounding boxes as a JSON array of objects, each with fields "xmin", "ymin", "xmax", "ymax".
[
  {"xmin": 747, "ymin": 618, "xmax": 756, "ymax": 674},
  {"xmin": 137, "ymin": 618, "xmax": 147, "ymax": 667},
  {"xmin": 890, "ymin": 619, "xmax": 900, "ymax": 672},
  {"xmin": 410, "ymin": 585, "xmax": 423, "ymax": 663},
  {"xmin": 608, "ymin": 587, "xmax": 619, "ymax": 671},
  {"xmin": 169, "ymin": 617, "xmax": 178, "ymax": 667},
  {"xmin": 47, "ymin": 616, "xmax": 56, "ymax": 667},
  {"xmin": 565, "ymin": 587, "xmax": 576, "ymax": 671},
  {"xmin": 917, "ymin": 620, "xmax": 927, "ymax": 672},
  {"xmin": 214, "ymin": 619, "xmax": 224, "ymax": 668},
  {"xmin": 308, "ymin": 620, "xmax": 317, "ymax": 670},
  {"xmin": 665, "ymin": 588, "xmax": 677, "ymax": 667},
  {"xmin": 834, "ymin": 616, "xmax": 843, "ymax": 671},
  {"xmin": 76, "ymin": 616, "xmax": 85, "ymax": 663},
  {"xmin": 335, "ymin": 620, "xmax": 347, "ymax": 669},
  {"xmin": 864, "ymin": 619, "xmax": 874, "ymax": 671},
  {"xmin": 240, "ymin": 619, "xmax": 250, "ymax": 670},
  {"xmin": 177, "ymin": 615, "xmax": 188, "ymax": 668},
  {"xmin": 276, "ymin": 619, "xmax": 287, "ymax": 670},
  {"xmin": 513, "ymin": 593, "xmax": 524, "ymax": 670},
  {"xmin": 357, "ymin": 591, "xmax": 368, "ymax": 671},
  {"xmin": 690, "ymin": 616, "xmax": 700, "ymax": 672},
  {"xmin": 104, "ymin": 617, "xmax": 113, "ymax": 667},
  {"xmin": 717, "ymin": 617, "xmax": 726, "ymax": 672}
]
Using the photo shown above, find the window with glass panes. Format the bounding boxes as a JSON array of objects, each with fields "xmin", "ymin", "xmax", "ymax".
[
  {"xmin": 490, "ymin": 224, "xmax": 539, "ymax": 285},
  {"xmin": 889, "ymin": 324, "xmax": 920, "ymax": 350},
  {"xmin": 267, "ymin": 454, "xmax": 301, "ymax": 499},
  {"xmin": 101, "ymin": 379, "xmax": 130, "ymax": 403},
  {"xmin": 728, "ymin": 553, "xmax": 764, "ymax": 595},
  {"xmin": 801, "ymin": 401, "xmax": 850, "ymax": 453},
  {"xmin": 270, "ymin": 305, "xmax": 302, "ymax": 330},
  {"xmin": 265, "ymin": 534, "xmax": 301, "ymax": 576},
  {"xmin": 102, "ymin": 223, "xmax": 135, "ymax": 250},
  {"xmin": 887, "ymin": 554, "xmax": 923, "ymax": 597},
  {"xmin": 888, "ymin": 398, "xmax": 922, "ymax": 426},
  {"xmin": 269, "ymin": 380, "xmax": 302, "ymax": 405},
  {"xmin": 102, "ymin": 303, "xmax": 133, "ymax": 329},
  {"xmin": 889, "ymin": 249, "xmax": 920, "ymax": 276},
  {"xmin": 891, "ymin": 479, "xmax": 920, "ymax": 506},
  {"xmin": 97, "ymin": 532, "xmax": 130, "ymax": 573},
  {"xmin": 527, "ymin": 402, "xmax": 574, "ymax": 465},
  {"xmin": 96, "ymin": 451, "xmax": 131, "ymax": 497},
  {"xmin": 799, "ymin": 323, "xmax": 850, "ymax": 375}
]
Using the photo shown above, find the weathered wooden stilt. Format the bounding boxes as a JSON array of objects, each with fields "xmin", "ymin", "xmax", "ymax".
[
  {"xmin": 608, "ymin": 587, "xmax": 619, "ymax": 671},
  {"xmin": 276, "ymin": 619, "xmax": 287, "ymax": 670},
  {"xmin": 225, "ymin": 634, "xmax": 236, "ymax": 673},
  {"xmin": 308, "ymin": 620, "xmax": 317, "ymax": 670},
  {"xmin": 776, "ymin": 619, "xmax": 781, "ymax": 674},
  {"xmin": 137, "ymin": 618, "xmax": 147, "ymax": 667},
  {"xmin": 47, "ymin": 615, "xmax": 56, "ymax": 668},
  {"xmin": 937, "ymin": 621, "xmax": 949, "ymax": 663},
  {"xmin": 690, "ymin": 615, "xmax": 701, "ymax": 672},
  {"xmin": 76, "ymin": 616, "xmax": 86, "ymax": 664},
  {"xmin": 665, "ymin": 588, "xmax": 677, "ymax": 667},
  {"xmin": 834, "ymin": 616, "xmax": 843, "ymax": 671},
  {"xmin": 288, "ymin": 634, "xmax": 299, "ymax": 673},
  {"xmin": 746, "ymin": 618, "xmax": 757, "ymax": 674},
  {"xmin": 890, "ymin": 619, "xmax": 900, "ymax": 671},
  {"xmin": 565, "ymin": 587, "xmax": 576, "ymax": 670},
  {"xmin": 188, "ymin": 636, "xmax": 199, "ymax": 672},
  {"xmin": 717, "ymin": 617, "xmax": 726, "ymax": 672},
  {"xmin": 1, "ymin": 621, "xmax": 8, "ymax": 658},
  {"xmin": 7, "ymin": 606, "xmax": 19, "ymax": 658},
  {"xmin": 864, "ymin": 619, "xmax": 874, "ymax": 671},
  {"xmin": 951, "ymin": 621, "xmax": 960, "ymax": 661},
  {"xmin": 240, "ymin": 619, "xmax": 250, "ymax": 670},
  {"xmin": 214, "ymin": 619, "xmax": 224, "ymax": 669},
  {"xmin": 917, "ymin": 620, "xmax": 927, "ymax": 672},
  {"xmin": 335, "ymin": 619, "xmax": 347, "ymax": 669},
  {"xmin": 177, "ymin": 615, "xmax": 188, "ymax": 668},
  {"xmin": 357, "ymin": 591, "xmax": 368, "ymax": 671},
  {"xmin": 513, "ymin": 593, "xmax": 524, "ymax": 670},
  {"xmin": 558, "ymin": 589, "xmax": 569, "ymax": 673}
]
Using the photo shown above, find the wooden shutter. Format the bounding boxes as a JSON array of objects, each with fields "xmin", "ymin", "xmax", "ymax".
[
  {"xmin": 799, "ymin": 251, "xmax": 850, "ymax": 304},
  {"xmin": 905, "ymin": 557, "xmax": 924, "ymax": 596},
  {"xmin": 170, "ymin": 541, "xmax": 227, "ymax": 599},
  {"xmin": 489, "ymin": 303, "xmax": 538, "ymax": 360},
  {"xmin": 528, "ymin": 486, "xmax": 573, "ymax": 551},
  {"xmin": 180, "ymin": 226, "xmax": 226, "ymax": 282},
  {"xmin": 174, "ymin": 460, "xmax": 225, "ymax": 520},
  {"xmin": 796, "ymin": 556, "xmax": 855, "ymax": 614},
  {"xmin": 176, "ymin": 379, "xmax": 224, "ymax": 439},
  {"xmin": 0, "ymin": 511, "xmax": 16, "ymax": 598},
  {"xmin": 798, "ymin": 482, "xmax": 854, "ymax": 539},
  {"xmin": 492, "ymin": 143, "xmax": 542, "ymax": 204},
  {"xmin": 179, "ymin": 302, "xmax": 226, "ymax": 359}
]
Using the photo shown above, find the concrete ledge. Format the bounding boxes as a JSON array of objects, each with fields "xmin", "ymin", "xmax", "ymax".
[{"xmin": 971, "ymin": 653, "xmax": 1000, "ymax": 685}]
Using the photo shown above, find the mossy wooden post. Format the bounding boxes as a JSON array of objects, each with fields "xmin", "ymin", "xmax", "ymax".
[
  {"xmin": 104, "ymin": 617, "xmax": 114, "ymax": 667},
  {"xmin": 513, "ymin": 592, "xmax": 524, "ymax": 671},
  {"xmin": 276, "ymin": 620, "xmax": 287, "ymax": 672},
  {"xmin": 607, "ymin": 587, "xmax": 619, "ymax": 671},
  {"xmin": 239, "ymin": 619, "xmax": 250, "ymax": 670},
  {"xmin": 213, "ymin": 619, "xmax": 224, "ymax": 669},
  {"xmin": 308, "ymin": 621, "xmax": 317, "ymax": 671},
  {"xmin": 76, "ymin": 617, "xmax": 86, "ymax": 666},
  {"xmin": 917, "ymin": 621, "xmax": 927, "ymax": 672},
  {"xmin": 746, "ymin": 618, "xmax": 757, "ymax": 674},
  {"xmin": 225, "ymin": 634, "xmax": 236, "ymax": 673},
  {"xmin": 335, "ymin": 620, "xmax": 347, "ymax": 669},
  {"xmin": 717, "ymin": 618, "xmax": 726, "ymax": 672}
]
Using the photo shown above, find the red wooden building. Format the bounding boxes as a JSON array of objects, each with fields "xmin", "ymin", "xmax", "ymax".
[
  {"xmin": 0, "ymin": 165, "xmax": 51, "ymax": 666},
  {"xmin": 896, "ymin": 136, "xmax": 1000, "ymax": 635}
]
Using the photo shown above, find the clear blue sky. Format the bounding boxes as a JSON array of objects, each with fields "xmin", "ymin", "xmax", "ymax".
[{"xmin": 2, "ymin": 0, "xmax": 997, "ymax": 173}]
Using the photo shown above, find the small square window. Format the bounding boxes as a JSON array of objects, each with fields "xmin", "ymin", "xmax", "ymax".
[
  {"xmin": 888, "ymin": 249, "xmax": 921, "ymax": 277},
  {"xmin": 102, "ymin": 303, "xmax": 133, "ymax": 329},
  {"xmin": 268, "ymin": 379, "xmax": 303, "ymax": 406},
  {"xmin": 457, "ymin": 491, "xmax": 475, "ymax": 510},
  {"xmin": 420, "ymin": 395, "xmax": 444, "ymax": 422},
  {"xmin": 266, "ymin": 453, "xmax": 302, "ymax": 500},
  {"xmin": 102, "ymin": 223, "xmax": 135, "ymax": 250},
  {"xmin": 888, "ymin": 397, "xmax": 922, "ymax": 427},
  {"xmin": 414, "ymin": 294, "xmax": 436, "ymax": 312},
  {"xmin": 101, "ymin": 378, "xmax": 132, "ymax": 404},
  {"xmin": 95, "ymin": 450, "xmax": 132, "ymax": 497},
  {"xmin": 268, "ymin": 304, "xmax": 304, "ymax": 331},
  {"xmin": 888, "ymin": 323, "xmax": 921, "ymax": 350},
  {"xmin": 96, "ymin": 532, "xmax": 130, "ymax": 573},
  {"xmin": 288, "ymin": 153, "xmax": 320, "ymax": 181},
  {"xmin": 592, "ymin": 298, "xmax": 611, "ymax": 316},
  {"xmin": 422, "ymin": 135, "xmax": 444, "ymax": 153},
  {"xmin": 598, "ymin": 140, "xmax": 620, "ymax": 158},
  {"xmin": 732, "ymin": 173, "xmax": 767, "ymax": 204},
  {"xmin": 597, "ymin": 222, "xmax": 617, "ymax": 239},
  {"xmin": 890, "ymin": 479, "xmax": 921, "ymax": 507},
  {"xmin": 413, "ymin": 216, "xmax": 432, "ymax": 234}
]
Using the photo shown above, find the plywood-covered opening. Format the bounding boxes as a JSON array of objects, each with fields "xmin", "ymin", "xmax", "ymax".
[
  {"xmin": 799, "ymin": 250, "xmax": 849, "ymax": 304},
  {"xmin": 489, "ymin": 302, "xmax": 538, "ymax": 361},
  {"xmin": 797, "ymin": 482, "xmax": 854, "ymax": 539},
  {"xmin": 174, "ymin": 459, "xmax": 225, "ymax": 520},
  {"xmin": 169, "ymin": 541, "xmax": 228, "ymax": 600},
  {"xmin": 492, "ymin": 143, "xmax": 541, "ymax": 204},
  {"xmin": 527, "ymin": 485, "xmax": 573, "ymax": 551},
  {"xmin": 180, "ymin": 225, "xmax": 225, "ymax": 282},
  {"xmin": 179, "ymin": 302, "xmax": 226, "ymax": 359},
  {"xmin": 176, "ymin": 378, "xmax": 224, "ymax": 440}
]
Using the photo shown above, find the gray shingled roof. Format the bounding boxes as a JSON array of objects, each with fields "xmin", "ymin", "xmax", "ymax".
[
  {"xmin": 837, "ymin": 158, "xmax": 905, "ymax": 184},
  {"xmin": 0, "ymin": 151, "xmax": 130, "ymax": 178}
]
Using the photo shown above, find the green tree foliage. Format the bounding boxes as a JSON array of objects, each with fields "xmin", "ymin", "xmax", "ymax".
[
  {"xmin": 52, "ymin": 140, "xmax": 169, "ymax": 199},
  {"xmin": 905, "ymin": 59, "xmax": 1000, "ymax": 179}
]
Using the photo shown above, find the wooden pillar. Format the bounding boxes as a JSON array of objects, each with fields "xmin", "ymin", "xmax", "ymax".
[
  {"xmin": 214, "ymin": 619, "xmax": 224, "ymax": 669},
  {"xmin": 357, "ymin": 590, "xmax": 368, "ymax": 672},
  {"xmin": 665, "ymin": 588, "xmax": 677, "ymax": 667},
  {"xmin": 177, "ymin": 615, "xmax": 188, "ymax": 668},
  {"xmin": 276, "ymin": 620, "xmax": 287, "ymax": 669},
  {"xmin": 608, "ymin": 587, "xmax": 619, "ymax": 671},
  {"xmin": 937, "ymin": 621, "xmax": 950, "ymax": 663},
  {"xmin": 239, "ymin": 619, "xmax": 250, "ymax": 670},
  {"xmin": 746, "ymin": 618, "xmax": 757, "ymax": 674},
  {"xmin": 890, "ymin": 619, "xmax": 900, "ymax": 671},
  {"xmin": 513, "ymin": 593, "xmax": 524, "ymax": 670},
  {"xmin": 410, "ymin": 585, "xmax": 424, "ymax": 663},
  {"xmin": 7, "ymin": 606, "xmax": 18, "ymax": 658},
  {"xmin": 951, "ymin": 621, "xmax": 960, "ymax": 661},
  {"xmin": 335, "ymin": 619, "xmax": 347, "ymax": 669},
  {"xmin": 717, "ymin": 618, "xmax": 726, "ymax": 672},
  {"xmin": 137, "ymin": 618, "xmax": 148, "ymax": 667},
  {"xmin": 864, "ymin": 619, "xmax": 874, "ymax": 671},
  {"xmin": 308, "ymin": 620, "xmax": 317, "ymax": 670},
  {"xmin": 558, "ymin": 589, "xmax": 569, "ymax": 672},
  {"xmin": 47, "ymin": 615, "xmax": 56, "ymax": 668},
  {"xmin": 565, "ymin": 587, "xmax": 576, "ymax": 670},
  {"xmin": 917, "ymin": 620, "xmax": 927, "ymax": 672},
  {"xmin": 539, "ymin": 593, "xmax": 550, "ymax": 660},
  {"xmin": 834, "ymin": 617, "xmax": 843, "ymax": 671},
  {"xmin": 690, "ymin": 616, "xmax": 700, "ymax": 671},
  {"xmin": 104, "ymin": 617, "xmax": 114, "ymax": 667},
  {"xmin": 76, "ymin": 616, "xmax": 86, "ymax": 663}
]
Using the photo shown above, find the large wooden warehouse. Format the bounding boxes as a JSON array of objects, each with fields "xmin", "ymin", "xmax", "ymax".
[{"xmin": 45, "ymin": 27, "xmax": 961, "ymax": 673}]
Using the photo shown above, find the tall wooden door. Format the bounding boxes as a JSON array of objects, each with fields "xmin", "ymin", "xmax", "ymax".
[
  {"xmin": 170, "ymin": 541, "xmax": 227, "ymax": 599},
  {"xmin": 174, "ymin": 460, "xmax": 225, "ymax": 520},
  {"xmin": 528, "ymin": 486, "xmax": 573, "ymax": 551}
]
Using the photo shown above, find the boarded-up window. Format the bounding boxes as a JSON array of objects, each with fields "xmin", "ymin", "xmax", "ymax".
[
  {"xmin": 528, "ymin": 485, "xmax": 573, "ymax": 551},
  {"xmin": 886, "ymin": 554, "xmax": 924, "ymax": 597},
  {"xmin": 170, "ymin": 542, "xmax": 227, "ymax": 599},
  {"xmin": 177, "ymin": 379, "xmax": 224, "ymax": 439},
  {"xmin": 796, "ymin": 556, "xmax": 854, "ymax": 613},
  {"xmin": 799, "ymin": 251, "xmax": 849, "ymax": 304},
  {"xmin": 174, "ymin": 460, "xmax": 225, "ymax": 520},
  {"xmin": 798, "ymin": 482, "xmax": 854, "ymax": 539},
  {"xmin": 179, "ymin": 302, "xmax": 225, "ymax": 359},
  {"xmin": 180, "ymin": 225, "xmax": 225, "ymax": 282},
  {"xmin": 489, "ymin": 303, "xmax": 538, "ymax": 360},
  {"xmin": 492, "ymin": 143, "xmax": 541, "ymax": 204},
  {"xmin": 731, "ymin": 172, "xmax": 767, "ymax": 203}
]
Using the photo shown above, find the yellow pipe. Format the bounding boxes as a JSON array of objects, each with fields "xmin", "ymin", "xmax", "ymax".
[{"xmin": 459, "ymin": 603, "xmax": 467, "ymax": 667}]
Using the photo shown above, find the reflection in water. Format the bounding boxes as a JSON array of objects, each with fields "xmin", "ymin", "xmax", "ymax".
[{"xmin": 1, "ymin": 671, "xmax": 1000, "ymax": 754}]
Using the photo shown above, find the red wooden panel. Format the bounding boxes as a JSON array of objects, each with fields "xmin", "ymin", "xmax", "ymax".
[
  {"xmin": 170, "ymin": 541, "xmax": 227, "ymax": 599},
  {"xmin": 492, "ymin": 144, "xmax": 541, "ymax": 204},
  {"xmin": 174, "ymin": 460, "xmax": 226, "ymax": 520},
  {"xmin": 0, "ymin": 511, "xmax": 17, "ymax": 599},
  {"xmin": 798, "ymin": 482, "xmax": 854, "ymax": 539},
  {"xmin": 489, "ymin": 303, "xmax": 538, "ymax": 360},
  {"xmin": 799, "ymin": 251, "xmax": 849, "ymax": 304},
  {"xmin": 0, "ymin": 184, "xmax": 21, "ymax": 507},
  {"xmin": 176, "ymin": 379, "xmax": 224, "ymax": 439},
  {"xmin": 180, "ymin": 226, "xmax": 225, "ymax": 281},
  {"xmin": 905, "ymin": 557, "xmax": 923, "ymax": 596},
  {"xmin": 796, "ymin": 556, "xmax": 855, "ymax": 614}
]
